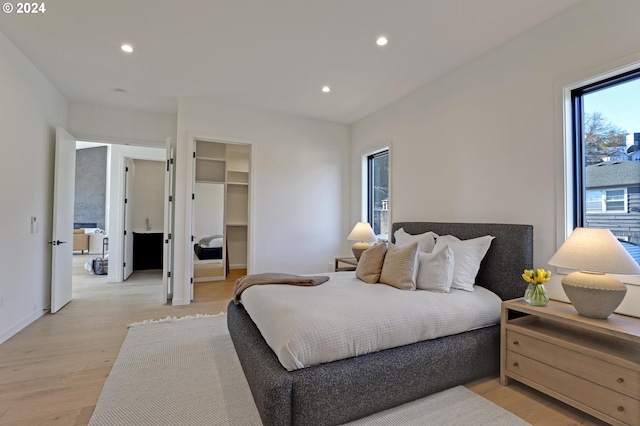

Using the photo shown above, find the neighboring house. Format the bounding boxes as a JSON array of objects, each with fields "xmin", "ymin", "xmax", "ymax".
[
  {"xmin": 585, "ymin": 161, "xmax": 640, "ymax": 245},
  {"xmin": 603, "ymin": 146, "xmax": 629, "ymax": 163}
]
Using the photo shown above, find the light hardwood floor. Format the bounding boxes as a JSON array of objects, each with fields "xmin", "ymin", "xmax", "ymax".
[{"xmin": 0, "ymin": 256, "xmax": 606, "ymax": 426}]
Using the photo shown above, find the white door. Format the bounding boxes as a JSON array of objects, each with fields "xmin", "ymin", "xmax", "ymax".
[
  {"xmin": 123, "ymin": 160, "xmax": 134, "ymax": 280},
  {"xmin": 190, "ymin": 141, "xmax": 197, "ymax": 300},
  {"xmin": 162, "ymin": 139, "xmax": 175, "ymax": 301},
  {"xmin": 51, "ymin": 127, "xmax": 76, "ymax": 313}
]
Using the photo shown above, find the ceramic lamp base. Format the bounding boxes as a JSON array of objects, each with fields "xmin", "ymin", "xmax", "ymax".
[
  {"xmin": 561, "ymin": 271, "xmax": 627, "ymax": 319},
  {"xmin": 351, "ymin": 241, "xmax": 372, "ymax": 261}
]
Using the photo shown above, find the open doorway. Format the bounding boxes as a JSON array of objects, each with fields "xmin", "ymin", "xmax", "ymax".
[{"xmin": 71, "ymin": 141, "xmax": 169, "ymax": 304}]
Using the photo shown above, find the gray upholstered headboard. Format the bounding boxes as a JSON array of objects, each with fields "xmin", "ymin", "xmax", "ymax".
[{"xmin": 391, "ymin": 222, "xmax": 533, "ymax": 301}]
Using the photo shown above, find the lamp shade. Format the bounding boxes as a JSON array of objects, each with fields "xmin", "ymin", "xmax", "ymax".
[
  {"xmin": 347, "ymin": 222, "xmax": 378, "ymax": 243},
  {"xmin": 548, "ymin": 227, "xmax": 640, "ymax": 275}
]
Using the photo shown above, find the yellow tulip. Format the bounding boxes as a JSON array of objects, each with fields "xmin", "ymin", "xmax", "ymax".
[{"xmin": 522, "ymin": 268, "xmax": 551, "ymax": 285}]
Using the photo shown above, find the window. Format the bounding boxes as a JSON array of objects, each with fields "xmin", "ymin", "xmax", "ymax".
[
  {"xmin": 571, "ymin": 68, "xmax": 640, "ymax": 264},
  {"xmin": 585, "ymin": 188, "xmax": 628, "ymax": 213},
  {"xmin": 367, "ymin": 149, "xmax": 389, "ymax": 239}
]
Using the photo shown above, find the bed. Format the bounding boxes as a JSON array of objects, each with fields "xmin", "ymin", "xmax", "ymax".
[
  {"xmin": 227, "ymin": 222, "xmax": 533, "ymax": 425},
  {"xmin": 193, "ymin": 235, "xmax": 224, "ymax": 260}
]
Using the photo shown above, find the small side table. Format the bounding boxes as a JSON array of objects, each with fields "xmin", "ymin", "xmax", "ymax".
[{"xmin": 335, "ymin": 257, "xmax": 358, "ymax": 272}]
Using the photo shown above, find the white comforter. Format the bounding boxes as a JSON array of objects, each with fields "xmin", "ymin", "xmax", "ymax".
[{"xmin": 240, "ymin": 272, "xmax": 502, "ymax": 371}]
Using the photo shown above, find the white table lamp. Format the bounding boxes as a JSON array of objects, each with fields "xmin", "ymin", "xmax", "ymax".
[
  {"xmin": 548, "ymin": 227, "xmax": 640, "ymax": 318},
  {"xmin": 347, "ymin": 222, "xmax": 378, "ymax": 260}
]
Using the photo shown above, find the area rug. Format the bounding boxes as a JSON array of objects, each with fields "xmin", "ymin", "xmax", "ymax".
[{"xmin": 89, "ymin": 314, "xmax": 530, "ymax": 426}]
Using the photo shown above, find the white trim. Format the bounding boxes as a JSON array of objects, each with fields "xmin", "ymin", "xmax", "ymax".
[{"xmin": 0, "ymin": 310, "xmax": 44, "ymax": 344}]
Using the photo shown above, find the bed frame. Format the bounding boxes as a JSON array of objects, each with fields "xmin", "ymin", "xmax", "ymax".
[{"xmin": 227, "ymin": 222, "xmax": 533, "ymax": 425}]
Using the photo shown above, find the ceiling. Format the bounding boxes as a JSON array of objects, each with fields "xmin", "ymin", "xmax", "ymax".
[{"xmin": 0, "ymin": 0, "xmax": 580, "ymax": 124}]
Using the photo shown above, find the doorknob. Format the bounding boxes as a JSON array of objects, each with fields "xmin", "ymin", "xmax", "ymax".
[{"xmin": 48, "ymin": 240, "xmax": 67, "ymax": 245}]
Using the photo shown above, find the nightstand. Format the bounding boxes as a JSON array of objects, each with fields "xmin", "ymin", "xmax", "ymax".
[
  {"xmin": 335, "ymin": 257, "xmax": 358, "ymax": 272},
  {"xmin": 500, "ymin": 298, "xmax": 640, "ymax": 426}
]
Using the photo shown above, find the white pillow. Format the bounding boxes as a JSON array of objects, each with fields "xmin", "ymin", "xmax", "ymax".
[
  {"xmin": 433, "ymin": 235, "xmax": 495, "ymax": 291},
  {"xmin": 416, "ymin": 245, "xmax": 455, "ymax": 293},
  {"xmin": 394, "ymin": 228, "xmax": 438, "ymax": 253}
]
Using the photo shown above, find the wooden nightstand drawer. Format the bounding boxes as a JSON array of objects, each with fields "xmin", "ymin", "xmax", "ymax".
[
  {"xmin": 506, "ymin": 351, "xmax": 639, "ymax": 425},
  {"xmin": 506, "ymin": 329, "xmax": 639, "ymax": 398}
]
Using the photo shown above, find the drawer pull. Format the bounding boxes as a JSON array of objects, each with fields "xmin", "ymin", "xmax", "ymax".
[
  {"xmin": 617, "ymin": 406, "xmax": 624, "ymax": 412},
  {"xmin": 617, "ymin": 377, "xmax": 624, "ymax": 384},
  {"xmin": 512, "ymin": 340, "xmax": 519, "ymax": 346},
  {"xmin": 512, "ymin": 362, "xmax": 519, "ymax": 367}
]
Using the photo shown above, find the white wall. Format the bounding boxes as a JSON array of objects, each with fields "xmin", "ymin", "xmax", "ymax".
[
  {"xmin": 350, "ymin": 0, "xmax": 640, "ymax": 317},
  {"xmin": 173, "ymin": 99, "xmax": 350, "ymax": 305},
  {"xmin": 0, "ymin": 32, "xmax": 68, "ymax": 343},
  {"xmin": 132, "ymin": 159, "xmax": 165, "ymax": 232},
  {"xmin": 68, "ymin": 102, "xmax": 176, "ymax": 147}
]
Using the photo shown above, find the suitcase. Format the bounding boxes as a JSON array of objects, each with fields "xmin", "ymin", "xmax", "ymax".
[{"xmin": 92, "ymin": 257, "xmax": 108, "ymax": 275}]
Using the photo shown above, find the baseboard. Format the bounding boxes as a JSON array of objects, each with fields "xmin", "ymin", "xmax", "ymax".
[
  {"xmin": 194, "ymin": 276, "xmax": 224, "ymax": 282},
  {"xmin": 229, "ymin": 264, "xmax": 247, "ymax": 270},
  {"xmin": 171, "ymin": 297, "xmax": 190, "ymax": 306},
  {"xmin": 0, "ymin": 310, "xmax": 44, "ymax": 344}
]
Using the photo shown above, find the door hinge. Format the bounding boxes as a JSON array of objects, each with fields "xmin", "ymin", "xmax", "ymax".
[
  {"xmin": 126, "ymin": 166, "xmax": 129, "ymax": 172},
  {"xmin": 124, "ymin": 230, "xmax": 127, "ymax": 235},
  {"xmin": 191, "ymin": 235, "xmax": 195, "ymax": 242},
  {"xmin": 124, "ymin": 198, "xmax": 128, "ymax": 204},
  {"xmin": 166, "ymin": 159, "xmax": 170, "ymax": 171},
  {"xmin": 190, "ymin": 277, "xmax": 193, "ymax": 284},
  {"xmin": 167, "ymin": 271, "xmax": 172, "ymax": 278},
  {"xmin": 193, "ymin": 152, "xmax": 196, "ymax": 158},
  {"xmin": 169, "ymin": 195, "xmax": 173, "ymax": 202},
  {"xmin": 168, "ymin": 233, "xmax": 172, "ymax": 240},
  {"xmin": 123, "ymin": 262, "xmax": 126, "ymax": 267},
  {"xmin": 192, "ymin": 193, "xmax": 195, "ymax": 200}
]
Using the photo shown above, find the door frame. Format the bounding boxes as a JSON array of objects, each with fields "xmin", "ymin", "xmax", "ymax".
[
  {"xmin": 183, "ymin": 133, "xmax": 255, "ymax": 302},
  {"xmin": 106, "ymin": 144, "xmax": 166, "ymax": 283}
]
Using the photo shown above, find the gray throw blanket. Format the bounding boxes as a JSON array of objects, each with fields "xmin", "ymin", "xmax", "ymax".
[{"xmin": 232, "ymin": 272, "xmax": 330, "ymax": 304}]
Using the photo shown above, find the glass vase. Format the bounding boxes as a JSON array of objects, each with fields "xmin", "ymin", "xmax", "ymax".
[{"xmin": 524, "ymin": 283, "xmax": 549, "ymax": 306}]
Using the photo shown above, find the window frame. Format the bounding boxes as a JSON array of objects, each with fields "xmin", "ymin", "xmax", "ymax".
[
  {"xmin": 361, "ymin": 146, "xmax": 390, "ymax": 241},
  {"xmin": 569, "ymin": 67, "xmax": 640, "ymax": 228},
  {"xmin": 562, "ymin": 63, "xmax": 640, "ymax": 286},
  {"xmin": 366, "ymin": 150, "xmax": 388, "ymax": 230}
]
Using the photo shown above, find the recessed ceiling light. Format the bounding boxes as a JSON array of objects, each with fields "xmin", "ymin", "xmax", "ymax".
[
  {"xmin": 120, "ymin": 44, "xmax": 134, "ymax": 53},
  {"xmin": 376, "ymin": 36, "xmax": 388, "ymax": 46},
  {"xmin": 322, "ymin": 85, "xmax": 331, "ymax": 93}
]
